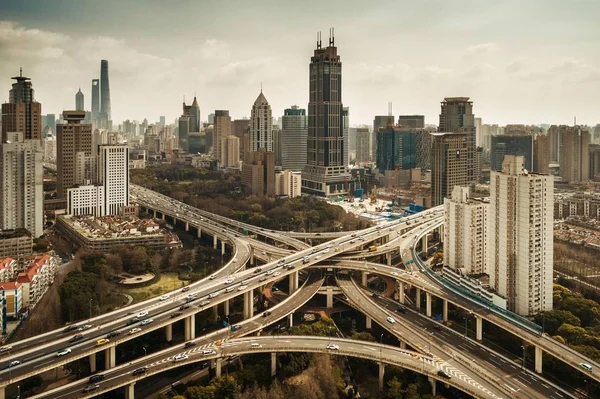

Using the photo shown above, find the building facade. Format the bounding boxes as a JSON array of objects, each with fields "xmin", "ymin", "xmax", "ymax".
[
  {"xmin": 439, "ymin": 97, "xmax": 476, "ymax": 183},
  {"xmin": 280, "ymin": 106, "xmax": 307, "ymax": 171},
  {"xmin": 430, "ymin": 132, "xmax": 469, "ymax": 207},
  {"xmin": 559, "ymin": 126, "xmax": 590, "ymax": 183},
  {"xmin": 398, "ymin": 115, "xmax": 424, "ymax": 129},
  {"xmin": 220, "ymin": 135, "xmax": 240, "ymax": 168},
  {"xmin": 275, "ymin": 170, "xmax": 302, "ymax": 198},
  {"xmin": 250, "ymin": 91, "xmax": 273, "ymax": 152},
  {"xmin": 488, "ymin": 155, "xmax": 553, "ymax": 316},
  {"xmin": 1, "ymin": 70, "xmax": 42, "ymax": 143},
  {"xmin": 532, "ymin": 134, "xmax": 550, "ymax": 174},
  {"xmin": 490, "ymin": 134, "xmax": 533, "ymax": 172},
  {"xmin": 67, "ymin": 184, "xmax": 105, "ymax": 216},
  {"xmin": 372, "ymin": 115, "xmax": 390, "ymax": 162},
  {"xmin": 242, "ymin": 149, "xmax": 275, "ymax": 196},
  {"xmin": 98, "ymin": 145, "xmax": 129, "ymax": 216},
  {"xmin": 56, "ymin": 111, "xmax": 93, "ymax": 199},
  {"xmin": 354, "ymin": 128, "xmax": 371, "ymax": 164},
  {"xmin": 213, "ymin": 110, "xmax": 232, "ymax": 162},
  {"xmin": 75, "ymin": 88, "xmax": 84, "ymax": 111}
]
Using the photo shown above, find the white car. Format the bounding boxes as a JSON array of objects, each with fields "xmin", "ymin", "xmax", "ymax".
[
  {"xmin": 159, "ymin": 294, "xmax": 170, "ymax": 301},
  {"xmin": 209, "ymin": 274, "xmax": 218, "ymax": 280},
  {"xmin": 202, "ymin": 349, "xmax": 216, "ymax": 355},
  {"xmin": 391, "ymin": 272, "xmax": 399, "ymax": 276},
  {"xmin": 273, "ymin": 272, "xmax": 281, "ymax": 277},
  {"xmin": 224, "ymin": 278, "xmax": 235, "ymax": 285},
  {"xmin": 208, "ymin": 292, "xmax": 220, "ymax": 299},
  {"xmin": 326, "ymin": 344, "xmax": 339, "ymax": 350},
  {"xmin": 266, "ymin": 270, "xmax": 275, "ymax": 275},
  {"xmin": 140, "ymin": 318, "xmax": 154, "ymax": 326},
  {"xmin": 322, "ymin": 249, "xmax": 330, "ymax": 254},
  {"xmin": 78, "ymin": 324, "xmax": 92, "ymax": 332},
  {"xmin": 128, "ymin": 328, "xmax": 142, "ymax": 335},
  {"xmin": 386, "ymin": 317, "xmax": 396, "ymax": 324},
  {"xmin": 137, "ymin": 311, "xmax": 149, "ymax": 318},
  {"xmin": 173, "ymin": 354, "xmax": 189, "ymax": 362},
  {"xmin": 56, "ymin": 348, "xmax": 72, "ymax": 357},
  {"xmin": 225, "ymin": 287, "xmax": 235, "ymax": 293},
  {"xmin": 238, "ymin": 285, "xmax": 248, "ymax": 291}
]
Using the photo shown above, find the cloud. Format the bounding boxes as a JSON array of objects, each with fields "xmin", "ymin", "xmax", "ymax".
[{"xmin": 466, "ymin": 42, "xmax": 497, "ymax": 54}]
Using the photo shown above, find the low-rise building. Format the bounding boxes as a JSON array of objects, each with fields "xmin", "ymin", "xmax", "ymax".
[
  {"xmin": 0, "ymin": 258, "xmax": 17, "ymax": 282},
  {"xmin": 17, "ymin": 254, "xmax": 58, "ymax": 308},
  {"xmin": 0, "ymin": 282, "xmax": 22, "ymax": 318},
  {"xmin": 0, "ymin": 229, "xmax": 32, "ymax": 259}
]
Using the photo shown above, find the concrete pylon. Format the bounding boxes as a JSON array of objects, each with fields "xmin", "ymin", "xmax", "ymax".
[
  {"xmin": 425, "ymin": 292, "xmax": 432, "ymax": 317},
  {"xmin": 89, "ymin": 352, "xmax": 97, "ymax": 373},
  {"xmin": 442, "ymin": 300, "xmax": 448, "ymax": 322},
  {"xmin": 398, "ymin": 282, "xmax": 405, "ymax": 304},
  {"xmin": 165, "ymin": 324, "xmax": 173, "ymax": 342},
  {"xmin": 326, "ymin": 287, "xmax": 333, "ymax": 308},
  {"xmin": 271, "ymin": 353, "xmax": 277, "ymax": 376},
  {"xmin": 366, "ymin": 316, "xmax": 372, "ymax": 329},
  {"xmin": 216, "ymin": 358, "xmax": 222, "ymax": 377},
  {"xmin": 244, "ymin": 290, "xmax": 254, "ymax": 319},
  {"xmin": 213, "ymin": 235, "xmax": 218, "ymax": 249},
  {"xmin": 416, "ymin": 287, "xmax": 421, "ymax": 310},
  {"xmin": 535, "ymin": 346, "xmax": 543, "ymax": 373},
  {"xmin": 475, "ymin": 316, "xmax": 483, "ymax": 341},
  {"xmin": 125, "ymin": 382, "xmax": 135, "ymax": 399},
  {"xmin": 104, "ymin": 346, "xmax": 116, "ymax": 369},
  {"xmin": 378, "ymin": 362, "xmax": 385, "ymax": 390}
]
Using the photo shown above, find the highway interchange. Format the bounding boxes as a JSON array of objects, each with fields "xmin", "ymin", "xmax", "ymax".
[{"xmin": 3, "ymin": 181, "xmax": 597, "ymax": 398}]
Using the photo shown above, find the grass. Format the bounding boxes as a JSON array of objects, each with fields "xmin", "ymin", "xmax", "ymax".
[{"xmin": 124, "ymin": 273, "xmax": 188, "ymax": 302}]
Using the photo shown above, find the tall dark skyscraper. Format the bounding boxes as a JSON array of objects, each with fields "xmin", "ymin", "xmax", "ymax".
[
  {"xmin": 91, "ymin": 79, "xmax": 100, "ymax": 126},
  {"xmin": 100, "ymin": 60, "xmax": 111, "ymax": 123},
  {"xmin": 76, "ymin": 88, "xmax": 84, "ymax": 111},
  {"xmin": 301, "ymin": 30, "xmax": 351, "ymax": 196},
  {"xmin": 1, "ymin": 69, "xmax": 42, "ymax": 142},
  {"xmin": 190, "ymin": 96, "xmax": 201, "ymax": 132},
  {"xmin": 439, "ymin": 97, "xmax": 476, "ymax": 182}
]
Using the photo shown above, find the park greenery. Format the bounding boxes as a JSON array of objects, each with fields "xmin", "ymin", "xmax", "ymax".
[{"xmin": 132, "ymin": 164, "xmax": 370, "ymax": 232}]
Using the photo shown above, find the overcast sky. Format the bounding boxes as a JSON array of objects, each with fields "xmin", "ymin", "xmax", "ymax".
[{"xmin": 1, "ymin": 0, "xmax": 599, "ymax": 127}]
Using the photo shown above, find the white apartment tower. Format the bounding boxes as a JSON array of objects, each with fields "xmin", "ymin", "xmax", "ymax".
[
  {"xmin": 0, "ymin": 132, "xmax": 43, "ymax": 237},
  {"xmin": 98, "ymin": 145, "xmax": 129, "ymax": 215},
  {"xmin": 250, "ymin": 90, "xmax": 273, "ymax": 152},
  {"xmin": 275, "ymin": 170, "xmax": 302, "ymax": 198},
  {"xmin": 444, "ymin": 186, "xmax": 488, "ymax": 275},
  {"xmin": 488, "ymin": 155, "xmax": 553, "ymax": 316},
  {"xmin": 221, "ymin": 135, "xmax": 240, "ymax": 168}
]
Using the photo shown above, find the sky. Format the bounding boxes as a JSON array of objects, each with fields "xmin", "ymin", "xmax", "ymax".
[{"xmin": 1, "ymin": 0, "xmax": 599, "ymax": 127}]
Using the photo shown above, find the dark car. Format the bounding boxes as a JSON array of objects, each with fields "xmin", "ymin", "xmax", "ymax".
[
  {"xmin": 170, "ymin": 312, "xmax": 183, "ymax": 318},
  {"xmin": 132, "ymin": 367, "xmax": 148, "ymax": 376},
  {"xmin": 231, "ymin": 324, "xmax": 242, "ymax": 331},
  {"xmin": 184, "ymin": 342, "xmax": 196, "ymax": 348},
  {"xmin": 126, "ymin": 318, "xmax": 139, "ymax": 326},
  {"xmin": 83, "ymin": 384, "xmax": 100, "ymax": 393},
  {"xmin": 395, "ymin": 305, "xmax": 406, "ymax": 314},
  {"xmin": 371, "ymin": 293, "xmax": 379, "ymax": 298},
  {"xmin": 437, "ymin": 370, "xmax": 451, "ymax": 379},
  {"xmin": 253, "ymin": 267, "xmax": 262, "ymax": 274},
  {"xmin": 263, "ymin": 311, "xmax": 272, "ymax": 317},
  {"xmin": 107, "ymin": 331, "xmax": 121, "ymax": 339},
  {"xmin": 88, "ymin": 374, "xmax": 105, "ymax": 383},
  {"xmin": 69, "ymin": 334, "xmax": 84, "ymax": 343},
  {"xmin": 63, "ymin": 325, "xmax": 79, "ymax": 333},
  {"xmin": 180, "ymin": 304, "xmax": 191, "ymax": 311}
]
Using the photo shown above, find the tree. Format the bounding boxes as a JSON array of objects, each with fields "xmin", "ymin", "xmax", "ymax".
[
  {"xmin": 387, "ymin": 377, "xmax": 404, "ymax": 399},
  {"xmin": 535, "ymin": 310, "xmax": 581, "ymax": 335},
  {"xmin": 212, "ymin": 375, "xmax": 239, "ymax": 398}
]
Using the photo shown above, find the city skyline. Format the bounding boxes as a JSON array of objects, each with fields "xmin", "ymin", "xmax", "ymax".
[{"xmin": 1, "ymin": 0, "xmax": 599, "ymax": 126}]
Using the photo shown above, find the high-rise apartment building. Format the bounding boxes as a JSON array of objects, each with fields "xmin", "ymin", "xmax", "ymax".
[
  {"xmin": 439, "ymin": 97, "xmax": 476, "ymax": 183},
  {"xmin": 75, "ymin": 88, "xmax": 84, "ymax": 111},
  {"xmin": 488, "ymin": 155, "xmax": 553, "ymax": 316},
  {"xmin": 302, "ymin": 32, "xmax": 352, "ymax": 196},
  {"xmin": 532, "ymin": 134, "xmax": 550, "ymax": 174},
  {"xmin": 272, "ymin": 125, "xmax": 281, "ymax": 166},
  {"xmin": 559, "ymin": 126, "xmax": 590, "ymax": 183},
  {"xmin": 490, "ymin": 134, "xmax": 533, "ymax": 172},
  {"xmin": 547, "ymin": 125, "xmax": 561, "ymax": 163},
  {"xmin": 275, "ymin": 170, "xmax": 302, "ymax": 198},
  {"xmin": 214, "ymin": 110, "xmax": 232, "ymax": 163},
  {"xmin": 250, "ymin": 91, "xmax": 273, "ymax": 152},
  {"xmin": 281, "ymin": 106, "xmax": 307, "ymax": 171},
  {"xmin": 431, "ymin": 132, "xmax": 468, "ymax": 207},
  {"xmin": 232, "ymin": 119, "xmax": 250, "ymax": 161},
  {"xmin": 57, "ymin": 111, "xmax": 93, "ymax": 199},
  {"xmin": 1, "ymin": 70, "xmax": 42, "ymax": 142},
  {"xmin": 242, "ymin": 149, "xmax": 275, "ymax": 196},
  {"xmin": 221, "ymin": 135, "xmax": 240, "ymax": 168},
  {"xmin": 372, "ymin": 115, "xmax": 390, "ymax": 162},
  {"xmin": 0, "ymin": 132, "xmax": 43, "ymax": 237},
  {"xmin": 398, "ymin": 115, "xmax": 424, "ymax": 129},
  {"xmin": 444, "ymin": 186, "xmax": 488, "ymax": 275},
  {"xmin": 589, "ymin": 144, "xmax": 600, "ymax": 181},
  {"xmin": 354, "ymin": 128, "xmax": 370, "ymax": 164},
  {"xmin": 98, "ymin": 145, "xmax": 129, "ymax": 215}
]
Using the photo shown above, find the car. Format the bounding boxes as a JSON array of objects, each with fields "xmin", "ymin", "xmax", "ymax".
[
  {"xmin": 351, "ymin": 233, "xmax": 356, "ymax": 237},
  {"xmin": 231, "ymin": 324, "xmax": 242, "ymax": 331},
  {"xmin": 238, "ymin": 285, "xmax": 248, "ymax": 291},
  {"xmin": 77, "ymin": 324, "xmax": 92, "ymax": 332},
  {"xmin": 395, "ymin": 305, "xmax": 407, "ymax": 314},
  {"xmin": 209, "ymin": 274, "xmax": 218, "ymax": 280},
  {"xmin": 326, "ymin": 344, "xmax": 339, "ymax": 350},
  {"xmin": 88, "ymin": 374, "xmax": 105, "ymax": 383},
  {"xmin": 128, "ymin": 328, "xmax": 142, "ymax": 335},
  {"xmin": 371, "ymin": 293, "xmax": 379, "ymax": 298},
  {"xmin": 322, "ymin": 249, "xmax": 330, "ymax": 254},
  {"xmin": 315, "ymin": 256, "xmax": 321, "ymax": 260},
  {"xmin": 170, "ymin": 312, "xmax": 183, "ymax": 318},
  {"xmin": 391, "ymin": 272, "xmax": 399, "ymax": 276},
  {"xmin": 253, "ymin": 268, "xmax": 262, "ymax": 274},
  {"xmin": 202, "ymin": 349, "xmax": 217, "ymax": 355},
  {"xmin": 287, "ymin": 264, "xmax": 296, "ymax": 270},
  {"xmin": 250, "ymin": 343, "xmax": 262, "ymax": 348},
  {"xmin": 159, "ymin": 294, "xmax": 170, "ymax": 301},
  {"xmin": 437, "ymin": 370, "xmax": 451, "ymax": 379},
  {"xmin": 266, "ymin": 270, "xmax": 274, "ymax": 275},
  {"xmin": 174, "ymin": 354, "xmax": 189, "ymax": 362},
  {"xmin": 208, "ymin": 292, "xmax": 220, "ymax": 299},
  {"xmin": 263, "ymin": 311, "xmax": 272, "ymax": 317},
  {"xmin": 8, "ymin": 360, "xmax": 21, "ymax": 367},
  {"xmin": 224, "ymin": 278, "xmax": 235, "ymax": 285},
  {"xmin": 56, "ymin": 348, "xmax": 72, "ymax": 357},
  {"xmin": 184, "ymin": 342, "xmax": 196, "ymax": 348},
  {"xmin": 140, "ymin": 318, "xmax": 154, "ymax": 326},
  {"xmin": 225, "ymin": 286, "xmax": 235, "ymax": 293},
  {"xmin": 107, "ymin": 331, "xmax": 121, "ymax": 338},
  {"xmin": 96, "ymin": 338, "xmax": 110, "ymax": 346},
  {"xmin": 83, "ymin": 384, "xmax": 100, "ymax": 393},
  {"xmin": 199, "ymin": 300, "xmax": 211, "ymax": 306},
  {"xmin": 69, "ymin": 334, "xmax": 84, "ymax": 343},
  {"xmin": 137, "ymin": 311, "xmax": 149, "ymax": 318},
  {"xmin": 386, "ymin": 317, "xmax": 396, "ymax": 324},
  {"xmin": 259, "ymin": 276, "xmax": 267, "ymax": 282},
  {"xmin": 182, "ymin": 286, "xmax": 190, "ymax": 292},
  {"xmin": 180, "ymin": 304, "xmax": 191, "ymax": 310},
  {"xmin": 261, "ymin": 251, "xmax": 266, "ymax": 255},
  {"xmin": 580, "ymin": 362, "xmax": 593, "ymax": 371},
  {"xmin": 0, "ymin": 345, "xmax": 12, "ymax": 353},
  {"xmin": 132, "ymin": 367, "xmax": 148, "ymax": 376},
  {"xmin": 63, "ymin": 325, "xmax": 79, "ymax": 333}
]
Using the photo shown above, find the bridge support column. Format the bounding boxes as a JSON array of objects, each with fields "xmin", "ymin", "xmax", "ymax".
[
  {"xmin": 289, "ymin": 271, "xmax": 298, "ymax": 294},
  {"xmin": 425, "ymin": 292, "xmax": 432, "ymax": 317},
  {"xmin": 161, "ymin": 212, "xmax": 164, "ymax": 220},
  {"xmin": 475, "ymin": 316, "xmax": 482, "ymax": 341},
  {"xmin": 326, "ymin": 287, "xmax": 333, "ymax": 308},
  {"xmin": 398, "ymin": 282, "xmax": 405, "ymax": 304},
  {"xmin": 185, "ymin": 314, "xmax": 196, "ymax": 341},
  {"xmin": 535, "ymin": 346, "xmax": 543, "ymax": 374},
  {"xmin": 212, "ymin": 305, "xmax": 219, "ymax": 321},
  {"xmin": 361, "ymin": 271, "xmax": 367, "ymax": 286},
  {"xmin": 0, "ymin": 386, "xmax": 4, "ymax": 399},
  {"xmin": 366, "ymin": 316, "xmax": 372, "ymax": 329},
  {"xmin": 429, "ymin": 376, "xmax": 436, "ymax": 396},
  {"xmin": 173, "ymin": 218, "xmax": 177, "ymax": 226},
  {"xmin": 165, "ymin": 324, "xmax": 173, "ymax": 342},
  {"xmin": 125, "ymin": 382, "xmax": 135, "ymax": 399},
  {"xmin": 271, "ymin": 353, "xmax": 277, "ymax": 377},
  {"xmin": 104, "ymin": 346, "xmax": 116, "ymax": 369},
  {"xmin": 224, "ymin": 299, "xmax": 230, "ymax": 316},
  {"xmin": 249, "ymin": 248, "xmax": 255, "ymax": 266},
  {"xmin": 244, "ymin": 290, "xmax": 254, "ymax": 319},
  {"xmin": 216, "ymin": 358, "xmax": 222, "ymax": 377},
  {"xmin": 386, "ymin": 252, "xmax": 392, "ymax": 266},
  {"xmin": 442, "ymin": 300, "xmax": 448, "ymax": 322},
  {"xmin": 221, "ymin": 240, "xmax": 225, "ymax": 255},
  {"xmin": 89, "ymin": 352, "xmax": 97, "ymax": 373},
  {"xmin": 421, "ymin": 234, "xmax": 428, "ymax": 253},
  {"xmin": 416, "ymin": 287, "xmax": 421, "ymax": 310},
  {"xmin": 197, "ymin": 227, "xmax": 202, "ymax": 238},
  {"xmin": 288, "ymin": 313, "xmax": 294, "ymax": 327},
  {"xmin": 213, "ymin": 235, "xmax": 218, "ymax": 249},
  {"xmin": 378, "ymin": 362, "xmax": 385, "ymax": 390},
  {"xmin": 185, "ymin": 222, "xmax": 189, "ymax": 232},
  {"xmin": 400, "ymin": 341, "xmax": 406, "ymax": 349}
]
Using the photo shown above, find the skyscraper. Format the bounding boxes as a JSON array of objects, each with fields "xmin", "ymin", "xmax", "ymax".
[
  {"xmin": 242, "ymin": 149, "xmax": 275, "ymax": 196},
  {"xmin": 439, "ymin": 97, "xmax": 476, "ymax": 183},
  {"xmin": 190, "ymin": 96, "xmax": 201, "ymax": 132},
  {"xmin": 532, "ymin": 134, "xmax": 550, "ymax": 174},
  {"xmin": 214, "ymin": 110, "xmax": 232, "ymax": 162},
  {"xmin": 398, "ymin": 115, "xmax": 424, "ymax": 129},
  {"xmin": 431, "ymin": 132, "xmax": 468, "ymax": 207},
  {"xmin": 57, "ymin": 111, "xmax": 93, "ymax": 199},
  {"xmin": 232, "ymin": 118, "xmax": 250, "ymax": 161},
  {"xmin": 376, "ymin": 128, "xmax": 418, "ymax": 173},
  {"xmin": 281, "ymin": 106, "xmax": 307, "ymax": 171},
  {"xmin": 355, "ymin": 128, "xmax": 370, "ymax": 164},
  {"xmin": 178, "ymin": 116, "xmax": 190, "ymax": 153},
  {"xmin": 372, "ymin": 115, "xmax": 390, "ymax": 162},
  {"xmin": 490, "ymin": 134, "xmax": 533, "ymax": 172},
  {"xmin": 250, "ymin": 91, "xmax": 273, "ymax": 152},
  {"xmin": 76, "ymin": 88, "xmax": 84, "ymax": 111},
  {"xmin": 302, "ymin": 31, "xmax": 352, "ymax": 196},
  {"xmin": 91, "ymin": 79, "xmax": 100, "ymax": 128},
  {"xmin": 221, "ymin": 135, "xmax": 240, "ymax": 168},
  {"xmin": 98, "ymin": 145, "xmax": 129, "ymax": 215},
  {"xmin": 1, "ymin": 70, "xmax": 42, "ymax": 142},
  {"xmin": 488, "ymin": 155, "xmax": 553, "ymax": 316},
  {"xmin": 559, "ymin": 125, "xmax": 590, "ymax": 183},
  {"xmin": 100, "ymin": 60, "xmax": 111, "ymax": 125},
  {"xmin": 0, "ymin": 132, "xmax": 43, "ymax": 237}
]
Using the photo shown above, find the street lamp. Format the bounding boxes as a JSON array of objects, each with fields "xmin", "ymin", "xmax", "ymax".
[
  {"xmin": 89, "ymin": 298, "xmax": 93, "ymax": 319},
  {"xmin": 143, "ymin": 346, "xmax": 147, "ymax": 357},
  {"xmin": 380, "ymin": 333, "xmax": 384, "ymax": 362},
  {"xmin": 521, "ymin": 345, "xmax": 526, "ymax": 369}
]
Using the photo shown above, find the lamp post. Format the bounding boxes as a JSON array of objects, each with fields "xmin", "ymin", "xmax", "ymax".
[
  {"xmin": 380, "ymin": 333, "xmax": 384, "ymax": 362},
  {"xmin": 89, "ymin": 298, "xmax": 93, "ymax": 319},
  {"xmin": 521, "ymin": 345, "xmax": 526, "ymax": 370},
  {"xmin": 143, "ymin": 346, "xmax": 147, "ymax": 357}
]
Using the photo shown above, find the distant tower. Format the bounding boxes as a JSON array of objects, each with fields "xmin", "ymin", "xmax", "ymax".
[
  {"xmin": 190, "ymin": 96, "xmax": 201, "ymax": 132},
  {"xmin": 100, "ymin": 60, "xmax": 111, "ymax": 124},
  {"xmin": 1, "ymin": 69, "xmax": 42, "ymax": 142},
  {"xmin": 76, "ymin": 88, "xmax": 84, "ymax": 111},
  {"xmin": 250, "ymin": 90, "xmax": 273, "ymax": 152},
  {"xmin": 91, "ymin": 79, "xmax": 100, "ymax": 126}
]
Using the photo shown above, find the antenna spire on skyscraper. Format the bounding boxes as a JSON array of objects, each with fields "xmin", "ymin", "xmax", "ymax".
[
  {"xmin": 19, "ymin": 67, "xmax": 22, "ymax": 77},
  {"xmin": 329, "ymin": 27, "xmax": 335, "ymax": 47}
]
